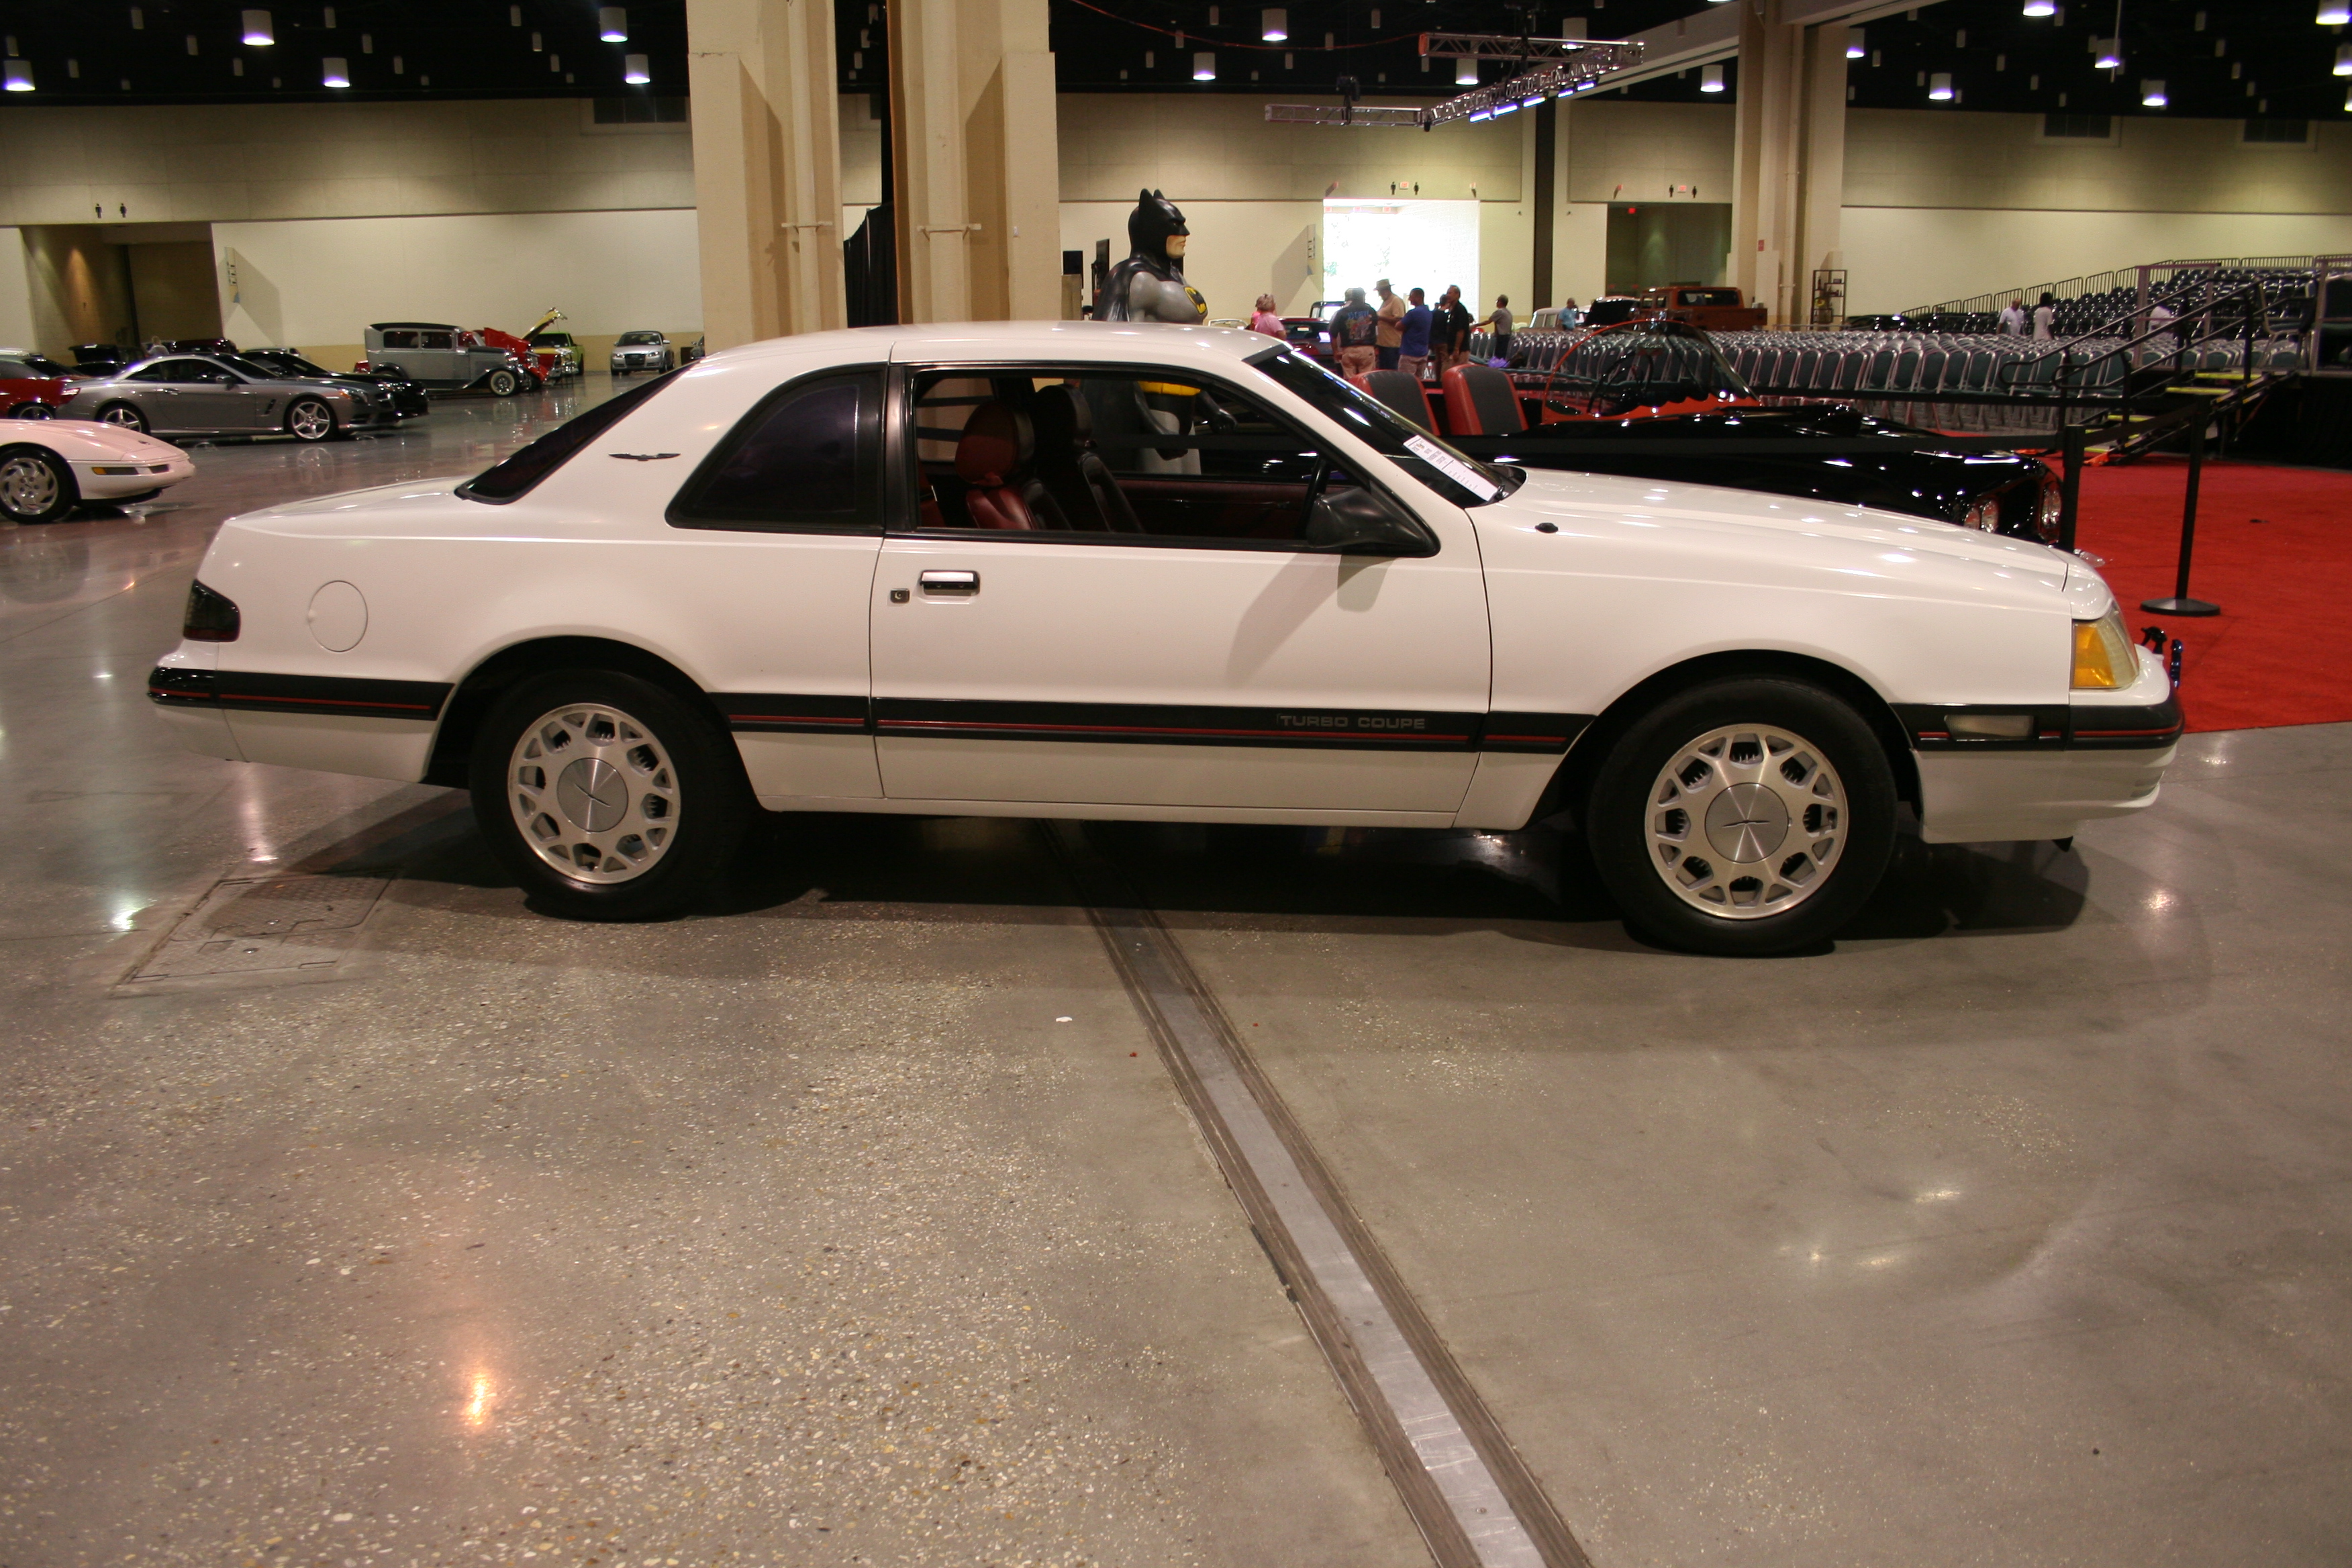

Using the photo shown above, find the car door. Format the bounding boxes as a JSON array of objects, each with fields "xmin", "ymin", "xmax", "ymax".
[
  {"xmin": 177, "ymin": 361, "xmax": 263, "ymax": 430},
  {"xmin": 661, "ymin": 364, "xmax": 887, "ymax": 801},
  {"xmin": 866, "ymin": 358, "xmax": 1491, "ymax": 817},
  {"xmin": 121, "ymin": 359, "xmax": 211, "ymax": 430}
]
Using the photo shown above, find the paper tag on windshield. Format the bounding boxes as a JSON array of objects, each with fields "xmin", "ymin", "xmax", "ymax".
[{"xmin": 1404, "ymin": 434, "xmax": 1499, "ymax": 501}]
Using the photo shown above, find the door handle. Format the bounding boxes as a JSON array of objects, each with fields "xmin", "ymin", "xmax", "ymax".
[{"xmin": 917, "ymin": 569, "xmax": 979, "ymax": 594}]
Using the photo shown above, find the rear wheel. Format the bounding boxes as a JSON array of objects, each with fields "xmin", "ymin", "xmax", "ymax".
[
  {"xmin": 469, "ymin": 671, "xmax": 751, "ymax": 920},
  {"xmin": 97, "ymin": 402, "xmax": 148, "ymax": 434},
  {"xmin": 8, "ymin": 402, "xmax": 54, "ymax": 420},
  {"xmin": 285, "ymin": 397, "xmax": 336, "ymax": 442},
  {"xmin": 0, "ymin": 444, "xmax": 77, "ymax": 523},
  {"xmin": 1585, "ymin": 677, "xmax": 1896, "ymax": 956}
]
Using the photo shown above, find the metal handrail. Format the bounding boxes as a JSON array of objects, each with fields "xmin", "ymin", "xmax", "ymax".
[{"xmin": 1994, "ymin": 275, "xmax": 2288, "ymax": 398}]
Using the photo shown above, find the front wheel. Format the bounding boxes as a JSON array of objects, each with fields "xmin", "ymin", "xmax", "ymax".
[
  {"xmin": 1585, "ymin": 677, "xmax": 1896, "ymax": 956},
  {"xmin": 469, "ymin": 671, "xmax": 750, "ymax": 920},
  {"xmin": 285, "ymin": 397, "xmax": 336, "ymax": 442},
  {"xmin": 0, "ymin": 444, "xmax": 78, "ymax": 523},
  {"xmin": 485, "ymin": 368, "xmax": 520, "ymax": 397}
]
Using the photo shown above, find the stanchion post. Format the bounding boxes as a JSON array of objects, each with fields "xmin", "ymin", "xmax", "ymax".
[
  {"xmin": 2141, "ymin": 413, "xmax": 2221, "ymax": 617},
  {"xmin": 2058, "ymin": 424, "xmax": 2085, "ymax": 554}
]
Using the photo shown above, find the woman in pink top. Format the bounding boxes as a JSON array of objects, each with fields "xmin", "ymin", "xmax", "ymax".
[{"xmin": 1248, "ymin": 294, "xmax": 1285, "ymax": 337}]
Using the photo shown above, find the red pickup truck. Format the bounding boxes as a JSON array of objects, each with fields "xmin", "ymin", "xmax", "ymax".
[{"xmin": 1638, "ymin": 285, "xmax": 1768, "ymax": 331}]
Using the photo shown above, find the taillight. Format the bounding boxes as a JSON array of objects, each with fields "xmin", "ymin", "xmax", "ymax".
[{"xmin": 183, "ymin": 580, "xmax": 240, "ymax": 642}]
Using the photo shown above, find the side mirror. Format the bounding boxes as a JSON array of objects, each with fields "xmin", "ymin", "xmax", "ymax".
[{"xmin": 1304, "ymin": 486, "xmax": 1437, "ymax": 557}]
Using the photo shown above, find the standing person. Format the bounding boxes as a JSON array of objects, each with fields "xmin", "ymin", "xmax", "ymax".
[
  {"xmin": 2032, "ymin": 291, "xmax": 2056, "ymax": 340},
  {"xmin": 1374, "ymin": 279, "xmax": 1406, "ymax": 370},
  {"xmin": 1473, "ymin": 294, "xmax": 1514, "ymax": 363},
  {"xmin": 1248, "ymin": 293, "xmax": 1285, "ymax": 337},
  {"xmin": 1436, "ymin": 286, "xmax": 1473, "ymax": 375},
  {"xmin": 1331, "ymin": 287, "xmax": 1380, "ymax": 376},
  {"xmin": 1559, "ymin": 296, "xmax": 1581, "ymax": 328},
  {"xmin": 1998, "ymin": 297, "xmax": 2028, "ymax": 335},
  {"xmin": 1397, "ymin": 287, "xmax": 1435, "ymax": 381}
]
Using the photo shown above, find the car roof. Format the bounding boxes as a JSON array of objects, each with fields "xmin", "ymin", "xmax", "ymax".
[
  {"xmin": 691, "ymin": 320, "xmax": 1280, "ymax": 373},
  {"xmin": 369, "ymin": 321, "xmax": 457, "ymax": 330}
]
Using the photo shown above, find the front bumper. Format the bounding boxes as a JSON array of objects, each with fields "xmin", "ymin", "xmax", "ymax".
[
  {"xmin": 1903, "ymin": 646, "xmax": 2182, "ymax": 843},
  {"xmin": 72, "ymin": 454, "xmax": 195, "ymax": 498}
]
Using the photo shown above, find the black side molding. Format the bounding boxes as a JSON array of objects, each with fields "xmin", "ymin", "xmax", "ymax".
[{"xmin": 148, "ymin": 667, "xmax": 452, "ymax": 720}]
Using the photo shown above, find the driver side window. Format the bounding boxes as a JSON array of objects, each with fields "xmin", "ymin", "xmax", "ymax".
[{"xmin": 902, "ymin": 365, "xmax": 1359, "ymax": 546}]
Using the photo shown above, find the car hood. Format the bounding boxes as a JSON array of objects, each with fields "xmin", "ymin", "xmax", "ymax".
[
  {"xmin": 1479, "ymin": 465, "xmax": 2077, "ymax": 608},
  {"xmin": 6, "ymin": 418, "xmax": 188, "ymax": 462}
]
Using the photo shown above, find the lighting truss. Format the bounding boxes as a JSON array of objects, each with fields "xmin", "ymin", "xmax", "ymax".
[{"xmin": 1262, "ymin": 34, "xmax": 1643, "ymax": 131}]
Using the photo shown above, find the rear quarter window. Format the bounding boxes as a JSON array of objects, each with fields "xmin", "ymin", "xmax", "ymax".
[
  {"xmin": 666, "ymin": 368, "xmax": 883, "ymax": 533},
  {"xmin": 458, "ymin": 371, "xmax": 681, "ymax": 504}
]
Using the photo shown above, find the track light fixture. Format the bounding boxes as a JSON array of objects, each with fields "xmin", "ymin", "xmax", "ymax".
[
  {"xmin": 1261, "ymin": 9, "xmax": 1285, "ymax": 42},
  {"xmin": 2140, "ymin": 77, "xmax": 2166, "ymax": 106},
  {"xmin": 599, "ymin": 8, "xmax": 627, "ymax": 42},
  {"xmin": 1928, "ymin": 70, "xmax": 1953, "ymax": 99},
  {"xmin": 3, "ymin": 58, "xmax": 32, "ymax": 91},
  {"xmin": 1193, "ymin": 51, "xmax": 1216, "ymax": 79},
  {"xmin": 1700, "ymin": 62, "xmax": 1724, "ymax": 91},
  {"xmin": 321, "ymin": 55, "xmax": 348, "ymax": 86},
  {"xmin": 241, "ymin": 9, "xmax": 273, "ymax": 45},
  {"xmin": 2322, "ymin": 1, "xmax": 2351, "ymax": 24},
  {"xmin": 624, "ymin": 52, "xmax": 648, "ymax": 83},
  {"xmin": 1845, "ymin": 26, "xmax": 1865, "ymax": 58}
]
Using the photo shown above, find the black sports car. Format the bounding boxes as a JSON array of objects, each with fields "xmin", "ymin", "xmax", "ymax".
[
  {"xmin": 240, "ymin": 349, "xmax": 430, "ymax": 418},
  {"xmin": 1422, "ymin": 320, "xmax": 2060, "ymax": 542}
]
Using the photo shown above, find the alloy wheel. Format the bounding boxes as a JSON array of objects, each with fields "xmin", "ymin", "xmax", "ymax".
[
  {"xmin": 1645, "ymin": 722, "xmax": 1848, "ymax": 919},
  {"xmin": 0, "ymin": 454, "xmax": 60, "ymax": 518},
  {"xmin": 288, "ymin": 399, "xmax": 334, "ymax": 441},
  {"xmin": 100, "ymin": 404, "xmax": 146, "ymax": 432},
  {"xmin": 505, "ymin": 703, "xmax": 681, "ymax": 884}
]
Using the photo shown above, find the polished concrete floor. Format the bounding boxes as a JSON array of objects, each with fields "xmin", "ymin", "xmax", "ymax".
[{"xmin": 3, "ymin": 385, "xmax": 2347, "ymax": 1567}]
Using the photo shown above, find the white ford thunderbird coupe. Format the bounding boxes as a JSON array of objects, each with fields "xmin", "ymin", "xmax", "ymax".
[{"xmin": 148, "ymin": 323, "xmax": 2178, "ymax": 954}]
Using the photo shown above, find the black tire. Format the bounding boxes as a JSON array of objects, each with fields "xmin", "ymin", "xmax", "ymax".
[
  {"xmin": 8, "ymin": 401, "xmax": 54, "ymax": 420},
  {"xmin": 1585, "ymin": 677, "xmax": 1896, "ymax": 957},
  {"xmin": 97, "ymin": 402, "xmax": 148, "ymax": 434},
  {"xmin": 285, "ymin": 397, "xmax": 336, "ymax": 442},
  {"xmin": 486, "ymin": 368, "xmax": 520, "ymax": 397},
  {"xmin": 469, "ymin": 670, "xmax": 751, "ymax": 920},
  {"xmin": 0, "ymin": 444, "xmax": 79, "ymax": 523}
]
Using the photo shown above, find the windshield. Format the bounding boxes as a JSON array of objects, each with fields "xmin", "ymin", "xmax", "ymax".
[
  {"xmin": 264, "ymin": 352, "xmax": 333, "ymax": 377},
  {"xmin": 1, "ymin": 354, "xmax": 73, "ymax": 378},
  {"xmin": 617, "ymin": 332, "xmax": 663, "ymax": 345},
  {"xmin": 1542, "ymin": 319, "xmax": 1751, "ymax": 417},
  {"xmin": 215, "ymin": 353, "xmax": 289, "ymax": 380},
  {"xmin": 1252, "ymin": 347, "xmax": 1507, "ymax": 507}
]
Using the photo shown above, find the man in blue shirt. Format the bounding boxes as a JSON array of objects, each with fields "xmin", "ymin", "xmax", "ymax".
[
  {"xmin": 1396, "ymin": 288, "xmax": 1434, "ymax": 379},
  {"xmin": 1330, "ymin": 287, "xmax": 1380, "ymax": 376}
]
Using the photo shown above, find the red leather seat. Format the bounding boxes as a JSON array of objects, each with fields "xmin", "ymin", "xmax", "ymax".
[
  {"xmin": 1350, "ymin": 369, "xmax": 1438, "ymax": 432},
  {"xmin": 1441, "ymin": 362, "xmax": 1526, "ymax": 435},
  {"xmin": 955, "ymin": 401, "xmax": 1057, "ymax": 530}
]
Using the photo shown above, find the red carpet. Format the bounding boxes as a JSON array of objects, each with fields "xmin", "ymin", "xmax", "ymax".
[{"xmin": 2067, "ymin": 458, "xmax": 2352, "ymax": 732}]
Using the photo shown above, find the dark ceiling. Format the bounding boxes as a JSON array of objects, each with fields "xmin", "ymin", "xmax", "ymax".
[{"xmin": 0, "ymin": 0, "xmax": 2342, "ymax": 123}]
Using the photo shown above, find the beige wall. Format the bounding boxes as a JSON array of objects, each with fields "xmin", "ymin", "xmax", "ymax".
[
  {"xmin": 1563, "ymin": 99, "xmax": 1737, "ymax": 206},
  {"xmin": 0, "ymin": 231, "xmax": 34, "ymax": 349},
  {"xmin": 0, "ymin": 99, "xmax": 694, "ymax": 227},
  {"xmin": 215, "ymin": 210, "xmax": 702, "ymax": 369},
  {"xmin": 1061, "ymin": 94, "xmax": 1524, "ymax": 203},
  {"xmin": 1845, "ymin": 108, "xmax": 2352, "ymax": 215},
  {"xmin": 1843, "ymin": 208, "xmax": 2352, "ymax": 313}
]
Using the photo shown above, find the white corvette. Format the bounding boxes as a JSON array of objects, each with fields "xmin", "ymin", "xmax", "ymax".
[
  {"xmin": 0, "ymin": 417, "xmax": 195, "ymax": 524},
  {"xmin": 147, "ymin": 323, "xmax": 2177, "ymax": 954}
]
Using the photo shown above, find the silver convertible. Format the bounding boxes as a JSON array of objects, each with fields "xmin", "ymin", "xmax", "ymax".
[{"xmin": 65, "ymin": 352, "xmax": 400, "ymax": 442}]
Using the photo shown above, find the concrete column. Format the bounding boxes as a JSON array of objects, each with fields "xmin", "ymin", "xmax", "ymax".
[
  {"xmin": 1728, "ymin": 0, "xmax": 1848, "ymax": 326},
  {"xmin": 890, "ymin": 0, "xmax": 1058, "ymax": 324},
  {"xmin": 687, "ymin": 0, "xmax": 847, "ymax": 349},
  {"xmin": 1796, "ymin": 21, "xmax": 1849, "ymax": 322}
]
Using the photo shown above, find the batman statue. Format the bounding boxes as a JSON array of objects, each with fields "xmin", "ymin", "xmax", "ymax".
[
  {"xmin": 1091, "ymin": 189, "xmax": 1226, "ymax": 474},
  {"xmin": 1099, "ymin": 189, "xmax": 1208, "ymax": 324}
]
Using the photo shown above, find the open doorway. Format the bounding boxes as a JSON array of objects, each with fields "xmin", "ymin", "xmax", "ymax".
[
  {"xmin": 1604, "ymin": 203, "xmax": 1730, "ymax": 297},
  {"xmin": 18, "ymin": 222, "xmax": 222, "ymax": 358}
]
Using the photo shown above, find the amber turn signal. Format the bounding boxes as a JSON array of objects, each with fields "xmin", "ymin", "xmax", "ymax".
[{"xmin": 2071, "ymin": 611, "xmax": 2133, "ymax": 689}]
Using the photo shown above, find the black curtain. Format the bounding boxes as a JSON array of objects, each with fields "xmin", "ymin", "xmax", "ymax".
[{"xmin": 844, "ymin": 205, "xmax": 897, "ymax": 328}]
